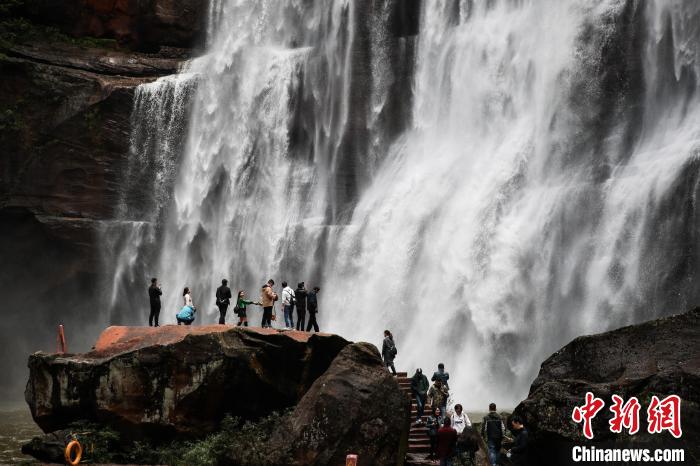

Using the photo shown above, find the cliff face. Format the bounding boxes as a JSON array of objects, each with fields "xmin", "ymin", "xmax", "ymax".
[
  {"xmin": 0, "ymin": 1, "xmax": 206, "ymax": 400},
  {"xmin": 513, "ymin": 308, "xmax": 700, "ymax": 466}
]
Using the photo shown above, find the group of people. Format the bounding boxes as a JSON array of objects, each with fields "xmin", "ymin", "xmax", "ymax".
[
  {"xmin": 410, "ymin": 364, "xmax": 529, "ymax": 466},
  {"xmin": 379, "ymin": 348, "xmax": 529, "ymax": 466},
  {"xmin": 147, "ymin": 278, "xmax": 321, "ymax": 331}
]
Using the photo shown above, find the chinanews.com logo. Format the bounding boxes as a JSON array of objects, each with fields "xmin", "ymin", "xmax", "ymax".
[{"xmin": 569, "ymin": 392, "xmax": 685, "ymax": 463}]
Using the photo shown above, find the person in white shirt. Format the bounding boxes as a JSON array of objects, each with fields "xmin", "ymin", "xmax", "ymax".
[
  {"xmin": 451, "ymin": 403, "xmax": 471, "ymax": 434},
  {"xmin": 281, "ymin": 281, "xmax": 295, "ymax": 330}
]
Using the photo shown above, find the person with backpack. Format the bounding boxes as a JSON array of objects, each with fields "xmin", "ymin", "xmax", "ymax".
[
  {"xmin": 294, "ymin": 282, "xmax": 307, "ymax": 330},
  {"xmin": 215, "ymin": 279, "xmax": 232, "ymax": 325},
  {"xmin": 456, "ymin": 426, "xmax": 480, "ymax": 466},
  {"xmin": 281, "ymin": 281, "xmax": 295, "ymax": 329},
  {"xmin": 260, "ymin": 279, "xmax": 278, "ymax": 328},
  {"xmin": 381, "ymin": 330, "xmax": 397, "ymax": 375},
  {"xmin": 305, "ymin": 286, "xmax": 320, "ymax": 332},
  {"xmin": 148, "ymin": 278, "xmax": 162, "ymax": 327},
  {"xmin": 411, "ymin": 368, "xmax": 429, "ymax": 425},
  {"xmin": 481, "ymin": 402, "xmax": 506, "ymax": 465},
  {"xmin": 234, "ymin": 290, "xmax": 261, "ymax": 327}
]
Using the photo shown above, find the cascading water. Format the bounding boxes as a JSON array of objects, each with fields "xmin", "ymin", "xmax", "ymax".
[{"xmin": 109, "ymin": 0, "xmax": 700, "ymax": 407}]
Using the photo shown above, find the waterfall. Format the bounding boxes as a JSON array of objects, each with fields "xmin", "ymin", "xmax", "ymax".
[{"xmin": 110, "ymin": 0, "xmax": 700, "ymax": 407}]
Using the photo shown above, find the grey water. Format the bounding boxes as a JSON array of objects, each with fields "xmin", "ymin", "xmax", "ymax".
[{"xmin": 102, "ymin": 0, "xmax": 700, "ymax": 409}]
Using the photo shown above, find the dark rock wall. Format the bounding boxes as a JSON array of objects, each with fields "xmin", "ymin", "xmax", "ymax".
[
  {"xmin": 19, "ymin": 0, "xmax": 207, "ymax": 52},
  {"xmin": 513, "ymin": 309, "xmax": 700, "ymax": 466},
  {"xmin": 0, "ymin": 3, "xmax": 205, "ymax": 401}
]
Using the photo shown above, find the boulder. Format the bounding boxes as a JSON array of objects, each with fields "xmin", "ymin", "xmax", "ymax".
[
  {"xmin": 513, "ymin": 308, "xmax": 700, "ymax": 466},
  {"xmin": 25, "ymin": 325, "xmax": 350, "ymax": 440},
  {"xmin": 265, "ymin": 342, "xmax": 410, "ymax": 466}
]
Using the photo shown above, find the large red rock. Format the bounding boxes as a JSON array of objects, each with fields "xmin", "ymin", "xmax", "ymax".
[{"xmin": 25, "ymin": 325, "xmax": 350, "ymax": 440}]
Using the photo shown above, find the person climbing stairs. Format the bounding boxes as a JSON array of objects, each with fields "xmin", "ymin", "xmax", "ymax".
[{"xmin": 397, "ymin": 371, "xmax": 491, "ymax": 466}]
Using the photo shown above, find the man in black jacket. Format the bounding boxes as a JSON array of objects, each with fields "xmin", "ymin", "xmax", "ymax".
[
  {"xmin": 507, "ymin": 415, "xmax": 529, "ymax": 466},
  {"xmin": 482, "ymin": 403, "xmax": 505, "ymax": 464},
  {"xmin": 148, "ymin": 278, "xmax": 162, "ymax": 327},
  {"xmin": 215, "ymin": 279, "xmax": 232, "ymax": 325},
  {"xmin": 295, "ymin": 282, "xmax": 307, "ymax": 331},
  {"xmin": 305, "ymin": 286, "xmax": 320, "ymax": 332}
]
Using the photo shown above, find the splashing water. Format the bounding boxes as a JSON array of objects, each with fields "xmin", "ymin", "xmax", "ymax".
[{"xmin": 108, "ymin": 0, "xmax": 700, "ymax": 407}]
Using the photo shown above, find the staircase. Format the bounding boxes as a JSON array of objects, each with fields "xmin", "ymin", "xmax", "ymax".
[{"xmin": 396, "ymin": 373, "xmax": 432, "ymax": 456}]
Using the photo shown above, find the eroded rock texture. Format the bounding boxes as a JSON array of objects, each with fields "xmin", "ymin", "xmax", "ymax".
[{"xmin": 513, "ymin": 308, "xmax": 700, "ymax": 466}]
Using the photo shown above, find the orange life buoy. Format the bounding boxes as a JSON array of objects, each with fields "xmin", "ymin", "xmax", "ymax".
[{"xmin": 64, "ymin": 439, "xmax": 82, "ymax": 465}]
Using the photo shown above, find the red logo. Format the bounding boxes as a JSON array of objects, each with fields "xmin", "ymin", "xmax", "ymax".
[
  {"xmin": 609, "ymin": 395, "xmax": 641, "ymax": 435},
  {"xmin": 572, "ymin": 392, "xmax": 605, "ymax": 440},
  {"xmin": 647, "ymin": 395, "xmax": 682, "ymax": 438},
  {"xmin": 572, "ymin": 393, "xmax": 682, "ymax": 439}
]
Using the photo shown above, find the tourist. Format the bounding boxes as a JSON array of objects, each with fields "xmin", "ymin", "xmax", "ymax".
[
  {"xmin": 305, "ymin": 286, "xmax": 320, "ymax": 332},
  {"xmin": 294, "ymin": 282, "xmax": 307, "ymax": 330},
  {"xmin": 281, "ymin": 281, "xmax": 295, "ymax": 329},
  {"xmin": 507, "ymin": 415, "xmax": 529, "ymax": 466},
  {"xmin": 176, "ymin": 287, "xmax": 196, "ymax": 325},
  {"xmin": 215, "ymin": 278, "xmax": 232, "ymax": 325},
  {"xmin": 148, "ymin": 277, "xmax": 162, "ymax": 327},
  {"xmin": 428, "ymin": 378, "xmax": 449, "ymax": 413},
  {"xmin": 381, "ymin": 330, "xmax": 397, "ymax": 375},
  {"xmin": 451, "ymin": 403, "xmax": 471, "ymax": 434},
  {"xmin": 456, "ymin": 426, "xmax": 480, "ymax": 466},
  {"xmin": 432, "ymin": 363, "xmax": 450, "ymax": 389},
  {"xmin": 426, "ymin": 406, "xmax": 445, "ymax": 460},
  {"xmin": 436, "ymin": 417, "xmax": 457, "ymax": 466},
  {"xmin": 234, "ymin": 290, "xmax": 260, "ymax": 327},
  {"xmin": 481, "ymin": 402, "xmax": 506, "ymax": 465},
  {"xmin": 410, "ymin": 368, "xmax": 429, "ymax": 425},
  {"xmin": 260, "ymin": 279, "xmax": 277, "ymax": 328}
]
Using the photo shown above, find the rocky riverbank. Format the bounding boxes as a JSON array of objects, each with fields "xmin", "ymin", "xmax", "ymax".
[{"xmin": 23, "ymin": 326, "xmax": 410, "ymax": 465}]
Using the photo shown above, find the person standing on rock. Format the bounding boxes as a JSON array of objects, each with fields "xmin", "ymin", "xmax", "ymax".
[
  {"xmin": 482, "ymin": 403, "xmax": 506, "ymax": 465},
  {"xmin": 428, "ymin": 379, "xmax": 449, "ymax": 413},
  {"xmin": 176, "ymin": 287, "xmax": 196, "ymax": 325},
  {"xmin": 436, "ymin": 417, "xmax": 458, "ymax": 466},
  {"xmin": 507, "ymin": 415, "xmax": 530, "ymax": 466},
  {"xmin": 148, "ymin": 278, "xmax": 162, "ymax": 327},
  {"xmin": 426, "ymin": 406, "xmax": 445, "ymax": 460},
  {"xmin": 432, "ymin": 363, "xmax": 450, "ymax": 389},
  {"xmin": 294, "ymin": 282, "xmax": 307, "ymax": 331},
  {"xmin": 235, "ymin": 290, "xmax": 260, "ymax": 327},
  {"xmin": 305, "ymin": 286, "xmax": 320, "ymax": 332},
  {"xmin": 381, "ymin": 330, "xmax": 397, "ymax": 375},
  {"xmin": 411, "ymin": 368, "xmax": 429, "ymax": 425},
  {"xmin": 281, "ymin": 281, "xmax": 295, "ymax": 329},
  {"xmin": 260, "ymin": 279, "xmax": 278, "ymax": 328},
  {"xmin": 215, "ymin": 279, "xmax": 232, "ymax": 325},
  {"xmin": 451, "ymin": 403, "xmax": 471, "ymax": 434}
]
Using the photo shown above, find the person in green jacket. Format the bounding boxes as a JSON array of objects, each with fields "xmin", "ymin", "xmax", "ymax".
[{"xmin": 235, "ymin": 290, "xmax": 261, "ymax": 327}]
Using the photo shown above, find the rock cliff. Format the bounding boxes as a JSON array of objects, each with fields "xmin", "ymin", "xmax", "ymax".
[
  {"xmin": 24, "ymin": 326, "xmax": 410, "ymax": 466},
  {"xmin": 513, "ymin": 308, "xmax": 700, "ymax": 466}
]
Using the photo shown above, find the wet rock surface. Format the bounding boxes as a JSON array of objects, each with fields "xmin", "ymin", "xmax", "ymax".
[
  {"xmin": 513, "ymin": 308, "xmax": 700, "ymax": 466},
  {"xmin": 266, "ymin": 342, "xmax": 410, "ymax": 466},
  {"xmin": 26, "ymin": 326, "xmax": 350, "ymax": 439}
]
